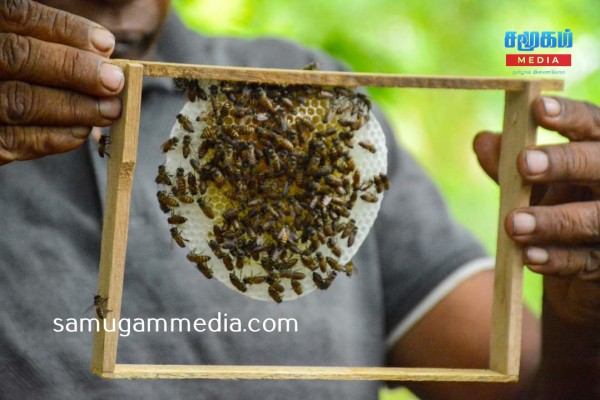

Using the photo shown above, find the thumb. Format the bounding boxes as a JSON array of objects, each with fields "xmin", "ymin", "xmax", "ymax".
[{"xmin": 473, "ymin": 130, "xmax": 501, "ymax": 184}]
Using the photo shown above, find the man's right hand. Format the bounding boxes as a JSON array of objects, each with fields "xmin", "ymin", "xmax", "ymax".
[{"xmin": 0, "ymin": 0, "xmax": 123, "ymax": 165}]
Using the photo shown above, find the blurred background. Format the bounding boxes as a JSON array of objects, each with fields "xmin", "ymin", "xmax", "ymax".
[{"xmin": 172, "ymin": 1, "xmax": 600, "ymax": 398}]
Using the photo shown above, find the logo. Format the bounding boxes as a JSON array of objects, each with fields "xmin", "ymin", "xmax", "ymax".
[{"xmin": 505, "ymin": 29, "xmax": 572, "ymax": 68}]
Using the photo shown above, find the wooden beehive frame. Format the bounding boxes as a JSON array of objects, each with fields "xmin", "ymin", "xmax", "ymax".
[{"xmin": 92, "ymin": 60, "xmax": 563, "ymax": 381}]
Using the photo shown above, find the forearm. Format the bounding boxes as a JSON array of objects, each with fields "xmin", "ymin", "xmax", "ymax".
[{"xmin": 529, "ymin": 291, "xmax": 600, "ymax": 399}]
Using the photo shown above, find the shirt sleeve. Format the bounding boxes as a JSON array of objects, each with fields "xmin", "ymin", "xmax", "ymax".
[{"xmin": 371, "ymin": 108, "xmax": 491, "ymax": 344}]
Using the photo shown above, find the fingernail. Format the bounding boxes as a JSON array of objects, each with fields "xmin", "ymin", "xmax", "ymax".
[
  {"xmin": 542, "ymin": 97, "xmax": 561, "ymax": 117},
  {"xmin": 526, "ymin": 247, "xmax": 548, "ymax": 264},
  {"xmin": 91, "ymin": 27, "xmax": 115, "ymax": 53},
  {"xmin": 99, "ymin": 97, "xmax": 122, "ymax": 119},
  {"xmin": 525, "ymin": 150, "xmax": 549, "ymax": 175},
  {"xmin": 71, "ymin": 127, "xmax": 91, "ymax": 139},
  {"xmin": 513, "ymin": 213, "xmax": 536, "ymax": 235},
  {"xmin": 99, "ymin": 63, "xmax": 124, "ymax": 93}
]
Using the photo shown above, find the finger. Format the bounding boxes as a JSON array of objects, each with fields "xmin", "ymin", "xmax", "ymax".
[
  {"xmin": 0, "ymin": 33, "xmax": 124, "ymax": 96},
  {"xmin": 0, "ymin": 81, "xmax": 121, "ymax": 126},
  {"xmin": 0, "ymin": 0, "xmax": 115, "ymax": 56},
  {"xmin": 473, "ymin": 130, "xmax": 501, "ymax": 183},
  {"xmin": 0, "ymin": 125, "xmax": 90, "ymax": 165},
  {"xmin": 506, "ymin": 202, "xmax": 600, "ymax": 245},
  {"xmin": 524, "ymin": 246, "xmax": 600, "ymax": 280},
  {"xmin": 518, "ymin": 142, "xmax": 600, "ymax": 183},
  {"xmin": 533, "ymin": 96, "xmax": 600, "ymax": 141},
  {"xmin": 473, "ymin": 130, "xmax": 548, "ymax": 205}
]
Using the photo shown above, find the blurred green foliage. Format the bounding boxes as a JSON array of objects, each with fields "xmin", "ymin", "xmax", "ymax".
[{"xmin": 171, "ymin": 1, "xmax": 600, "ymax": 398}]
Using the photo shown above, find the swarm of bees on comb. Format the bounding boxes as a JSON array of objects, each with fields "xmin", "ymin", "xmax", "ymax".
[{"xmin": 156, "ymin": 71, "xmax": 389, "ymax": 303}]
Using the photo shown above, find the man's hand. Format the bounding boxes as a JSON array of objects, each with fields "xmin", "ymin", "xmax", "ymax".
[
  {"xmin": 474, "ymin": 96, "xmax": 600, "ymax": 325},
  {"xmin": 0, "ymin": 0, "xmax": 123, "ymax": 165},
  {"xmin": 474, "ymin": 96, "xmax": 600, "ymax": 399}
]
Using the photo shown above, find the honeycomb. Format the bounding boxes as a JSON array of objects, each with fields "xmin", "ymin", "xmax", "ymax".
[{"xmin": 157, "ymin": 79, "xmax": 389, "ymax": 302}]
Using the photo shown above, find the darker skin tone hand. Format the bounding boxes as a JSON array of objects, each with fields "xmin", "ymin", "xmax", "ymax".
[
  {"xmin": 474, "ymin": 96, "xmax": 600, "ymax": 398},
  {"xmin": 0, "ymin": 0, "xmax": 124, "ymax": 165}
]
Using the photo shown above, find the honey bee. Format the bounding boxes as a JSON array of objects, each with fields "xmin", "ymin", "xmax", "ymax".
[
  {"xmin": 244, "ymin": 274, "xmax": 267, "ymax": 285},
  {"xmin": 360, "ymin": 193, "xmax": 378, "ymax": 203},
  {"xmin": 291, "ymin": 280, "xmax": 303, "ymax": 295},
  {"xmin": 300, "ymin": 255, "xmax": 317, "ymax": 270},
  {"xmin": 222, "ymin": 208, "xmax": 240, "ymax": 223},
  {"xmin": 190, "ymin": 159, "xmax": 203, "ymax": 174},
  {"xmin": 199, "ymin": 128, "xmax": 216, "ymax": 141},
  {"xmin": 167, "ymin": 212, "xmax": 187, "ymax": 225},
  {"xmin": 98, "ymin": 134, "xmax": 110, "ymax": 158},
  {"xmin": 197, "ymin": 197, "xmax": 214, "ymax": 219},
  {"xmin": 380, "ymin": 173, "xmax": 390, "ymax": 190},
  {"xmin": 173, "ymin": 189, "xmax": 194, "ymax": 204},
  {"xmin": 373, "ymin": 174, "xmax": 383, "ymax": 193},
  {"xmin": 175, "ymin": 167, "xmax": 187, "ymax": 193},
  {"xmin": 237, "ymin": 124, "xmax": 256, "ymax": 136},
  {"xmin": 157, "ymin": 190, "xmax": 179, "ymax": 209},
  {"xmin": 230, "ymin": 272, "xmax": 247, "ymax": 293},
  {"xmin": 195, "ymin": 260, "xmax": 213, "ymax": 279},
  {"xmin": 219, "ymin": 102, "xmax": 231, "ymax": 119},
  {"xmin": 302, "ymin": 61, "xmax": 320, "ymax": 70},
  {"xmin": 325, "ymin": 175, "xmax": 343, "ymax": 188},
  {"xmin": 173, "ymin": 77, "xmax": 191, "ymax": 92},
  {"xmin": 93, "ymin": 294, "xmax": 110, "ymax": 320},
  {"xmin": 161, "ymin": 137, "xmax": 179, "ymax": 153},
  {"xmin": 315, "ymin": 252, "xmax": 327, "ymax": 273},
  {"xmin": 208, "ymin": 239, "xmax": 225, "ymax": 258},
  {"xmin": 280, "ymin": 270, "xmax": 305, "ymax": 280},
  {"xmin": 277, "ymin": 226, "xmax": 288, "ymax": 246},
  {"xmin": 261, "ymin": 255, "xmax": 274, "ymax": 272},
  {"xmin": 209, "ymin": 85, "xmax": 220, "ymax": 115},
  {"xmin": 313, "ymin": 271, "xmax": 337, "ymax": 290},
  {"xmin": 177, "ymin": 113, "xmax": 194, "ymax": 133},
  {"xmin": 327, "ymin": 238, "xmax": 342, "ymax": 257},
  {"xmin": 347, "ymin": 226, "xmax": 358, "ymax": 247},
  {"xmin": 276, "ymin": 136, "xmax": 294, "ymax": 152},
  {"xmin": 182, "ymin": 135, "xmax": 192, "ymax": 159},
  {"xmin": 281, "ymin": 97, "xmax": 296, "ymax": 113},
  {"xmin": 325, "ymin": 256, "xmax": 343, "ymax": 272},
  {"xmin": 244, "ymin": 141, "xmax": 257, "ymax": 166},
  {"xmin": 212, "ymin": 224, "xmax": 224, "ymax": 243},
  {"xmin": 347, "ymin": 158, "xmax": 356, "ymax": 171},
  {"xmin": 187, "ymin": 172, "xmax": 199, "ymax": 195},
  {"xmin": 297, "ymin": 116, "xmax": 314, "ymax": 133},
  {"xmin": 358, "ymin": 141, "xmax": 377, "ymax": 153},
  {"xmin": 355, "ymin": 92, "xmax": 372, "ymax": 112},
  {"xmin": 187, "ymin": 251, "xmax": 211, "ymax": 264},
  {"xmin": 257, "ymin": 88, "xmax": 277, "ymax": 113},
  {"xmin": 267, "ymin": 278, "xmax": 285, "ymax": 293},
  {"xmin": 341, "ymin": 219, "xmax": 355, "ymax": 238},
  {"xmin": 222, "ymin": 254, "xmax": 234, "ymax": 271},
  {"xmin": 352, "ymin": 170, "xmax": 361, "ymax": 190},
  {"xmin": 155, "ymin": 165, "xmax": 172, "ymax": 185},
  {"xmin": 339, "ymin": 117, "xmax": 363, "ymax": 131},
  {"xmin": 170, "ymin": 227, "xmax": 188, "ymax": 248},
  {"xmin": 235, "ymin": 256, "xmax": 245, "ymax": 270},
  {"xmin": 359, "ymin": 180, "xmax": 374, "ymax": 191},
  {"xmin": 344, "ymin": 261, "xmax": 355, "ymax": 277},
  {"xmin": 210, "ymin": 167, "xmax": 225, "ymax": 187},
  {"xmin": 189, "ymin": 81, "xmax": 208, "ymax": 102},
  {"xmin": 268, "ymin": 286, "xmax": 283, "ymax": 303},
  {"xmin": 281, "ymin": 257, "xmax": 299, "ymax": 269},
  {"xmin": 266, "ymin": 149, "xmax": 281, "ymax": 173}
]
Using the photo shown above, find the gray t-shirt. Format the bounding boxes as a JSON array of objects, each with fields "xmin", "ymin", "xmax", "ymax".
[{"xmin": 0, "ymin": 12, "xmax": 486, "ymax": 400}]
